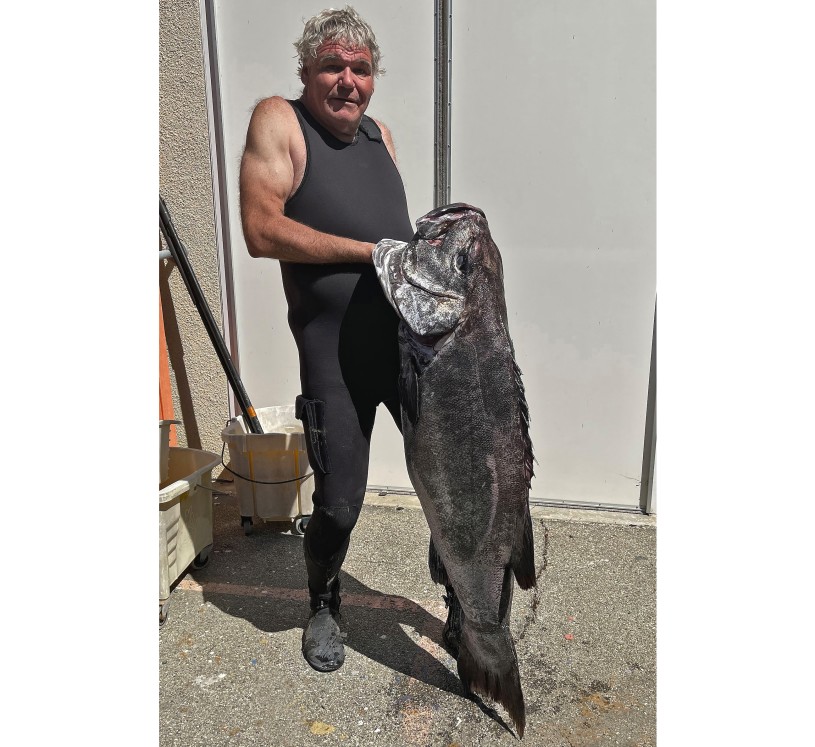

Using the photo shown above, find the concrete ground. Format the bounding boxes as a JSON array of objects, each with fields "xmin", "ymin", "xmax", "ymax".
[{"xmin": 159, "ymin": 479, "xmax": 655, "ymax": 747}]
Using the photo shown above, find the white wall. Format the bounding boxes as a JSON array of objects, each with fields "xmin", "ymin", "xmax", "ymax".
[
  {"xmin": 208, "ymin": 1, "xmax": 655, "ymax": 508},
  {"xmin": 450, "ymin": 0, "xmax": 656, "ymax": 506}
]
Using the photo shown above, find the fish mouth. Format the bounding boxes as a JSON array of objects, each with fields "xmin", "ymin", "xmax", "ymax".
[
  {"xmin": 373, "ymin": 238, "xmax": 463, "ymax": 342},
  {"xmin": 399, "ymin": 245, "xmax": 464, "ymax": 306},
  {"xmin": 374, "ymin": 239, "xmax": 462, "ymax": 308}
]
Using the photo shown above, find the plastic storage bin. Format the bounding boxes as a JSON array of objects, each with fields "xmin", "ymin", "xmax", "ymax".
[
  {"xmin": 159, "ymin": 446, "xmax": 220, "ymax": 626},
  {"xmin": 221, "ymin": 405, "xmax": 314, "ymax": 535}
]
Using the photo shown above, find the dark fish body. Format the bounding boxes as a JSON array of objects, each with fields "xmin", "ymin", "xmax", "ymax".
[{"xmin": 373, "ymin": 204, "xmax": 536, "ymax": 737}]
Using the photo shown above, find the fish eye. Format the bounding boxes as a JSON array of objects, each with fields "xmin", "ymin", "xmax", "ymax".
[{"xmin": 455, "ymin": 252, "xmax": 469, "ymax": 273}]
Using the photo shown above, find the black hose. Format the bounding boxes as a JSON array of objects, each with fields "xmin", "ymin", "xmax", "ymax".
[{"xmin": 159, "ymin": 195, "xmax": 264, "ymax": 434}]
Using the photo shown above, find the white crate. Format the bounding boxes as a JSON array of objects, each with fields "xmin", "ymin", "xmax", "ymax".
[
  {"xmin": 159, "ymin": 447, "xmax": 220, "ymax": 623},
  {"xmin": 221, "ymin": 406, "xmax": 314, "ymax": 530}
]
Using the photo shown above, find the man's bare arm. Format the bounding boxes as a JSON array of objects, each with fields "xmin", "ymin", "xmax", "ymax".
[{"xmin": 239, "ymin": 97, "xmax": 374, "ymax": 263}]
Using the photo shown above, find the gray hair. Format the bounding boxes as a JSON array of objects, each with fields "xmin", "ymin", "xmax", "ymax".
[{"xmin": 294, "ymin": 6, "xmax": 385, "ymax": 78}]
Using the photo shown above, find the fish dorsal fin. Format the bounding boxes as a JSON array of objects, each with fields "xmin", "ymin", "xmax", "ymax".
[{"xmin": 513, "ymin": 358, "xmax": 535, "ymax": 488}]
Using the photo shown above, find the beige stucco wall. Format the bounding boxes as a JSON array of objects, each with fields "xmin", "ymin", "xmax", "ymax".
[{"xmin": 159, "ymin": 0, "xmax": 228, "ymax": 455}]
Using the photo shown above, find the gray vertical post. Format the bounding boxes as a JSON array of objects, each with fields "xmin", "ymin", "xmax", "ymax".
[
  {"xmin": 434, "ymin": 0, "xmax": 452, "ymax": 207},
  {"xmin": 200, "ymin": 0, "xmax": 241, "ymax": 421},
  {"xmin": 639, "ymin": 302, "xmax": 657, "ymax": 514}
]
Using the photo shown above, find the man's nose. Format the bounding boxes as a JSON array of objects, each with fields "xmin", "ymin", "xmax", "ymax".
[{"xmin": 337, "ymin": 66, "xmax": 354, "ymax": 87}]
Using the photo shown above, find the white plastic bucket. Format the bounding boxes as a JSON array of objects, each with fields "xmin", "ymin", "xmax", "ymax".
[{"xmin": 221, "ymin": 406, "xmax": 314, "ymax": 523}]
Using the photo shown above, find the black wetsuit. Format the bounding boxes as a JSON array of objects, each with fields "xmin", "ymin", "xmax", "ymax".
[{"xmin": 283, "ymin": 99, "xmax": 413, "ymax": 600}]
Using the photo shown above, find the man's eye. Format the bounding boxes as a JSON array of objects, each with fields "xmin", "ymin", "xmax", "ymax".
[{"xmin": 455, "ymin": 252, "xmax": 469, "ymax": 273}]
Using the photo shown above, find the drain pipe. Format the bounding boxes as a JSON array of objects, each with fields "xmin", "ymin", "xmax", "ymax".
[{"xmin": 434, "ymin": 0, "xmax": 452, "ymax": 208}]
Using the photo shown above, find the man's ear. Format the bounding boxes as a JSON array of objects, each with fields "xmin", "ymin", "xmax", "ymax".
[{"xmin": 300, "ymin": 67, "xmax": 308, "ymax": 86}]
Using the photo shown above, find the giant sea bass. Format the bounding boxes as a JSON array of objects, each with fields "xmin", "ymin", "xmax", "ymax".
[{"xmin": 373, "ymin": 203, "xmax": 537, "ymax": 738}]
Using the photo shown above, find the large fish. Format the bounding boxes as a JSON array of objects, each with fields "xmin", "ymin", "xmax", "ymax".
[{"xmin": 372, "ymin": 203, "xmax": 536, "ymax": 737}]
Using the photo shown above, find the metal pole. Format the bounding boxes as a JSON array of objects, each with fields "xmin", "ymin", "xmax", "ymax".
[
  {"xmin": 434, "ymin": 0, "xmax": 452, "ymax": 207},
  {"xmin": 159, "ymin": 195, "xmax": 264, "ymax": 434},
  {"xmin": 200, "ymin": 0, "xmax": 241, "ymax": 422},
  {"xmin": 639, "ymin": 301, "xmax": 657, "ymax": 514}
]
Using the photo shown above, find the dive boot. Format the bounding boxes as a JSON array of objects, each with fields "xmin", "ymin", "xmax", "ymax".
[
  {"xmin": 302, "ymin": 579, "xmax": 344, "ymax": 672},
  {"xmin": 441, "ymin": 586, "xmax": 464, "ymax": 658}
]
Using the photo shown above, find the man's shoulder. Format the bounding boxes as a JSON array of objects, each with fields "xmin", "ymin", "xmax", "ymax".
[
  {"xmin": 245, "ymin": 96, "xmax": 302, "ymax": 151},
  {"xmin": 369, "ymin": 116, "xmax": 391, "ymax": 137},
  {"xmin": 369, "ymin": 117, "xmax": 398, "ymax": 162},
  {"xmin": 251, "ymin": 95, "xmax": 296, "ymax": 122}
]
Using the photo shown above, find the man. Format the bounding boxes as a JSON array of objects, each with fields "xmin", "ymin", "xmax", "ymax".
[{"xmin": 239, "ymin": 6, "xmax": 462, "ymax": 673}]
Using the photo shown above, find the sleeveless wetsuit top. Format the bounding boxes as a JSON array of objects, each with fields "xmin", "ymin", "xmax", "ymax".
[{"xmin": 282, "ymin": 99, "xmax": 414, "ymax": 395}]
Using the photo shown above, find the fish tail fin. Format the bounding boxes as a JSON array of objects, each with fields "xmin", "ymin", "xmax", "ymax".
[
  {"xmin": 512, "ymin": 504, "xmax": 537, "ymax": 590},
  {"xmin": 458, "ymin": 566, "xmax": 527, "ymax": 737},
  {"xmin": 457, "ymin": 623, "xmax": 526, "ymax": 738}
]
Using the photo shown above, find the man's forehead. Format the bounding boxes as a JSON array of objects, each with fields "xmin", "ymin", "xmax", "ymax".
[{"xmin": 314, "ymin": 41, "xmax": 372, "ymax": 63}]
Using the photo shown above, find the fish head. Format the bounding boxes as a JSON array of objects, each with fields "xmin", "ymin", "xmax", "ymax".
[{"xmin": 373, "ymin": 203, "xmax": 504, "ymax": 343}]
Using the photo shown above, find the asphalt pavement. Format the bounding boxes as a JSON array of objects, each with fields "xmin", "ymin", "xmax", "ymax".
[{"xmin": 159, "ymin": 478, "xmax": 655, "ymax": 747}]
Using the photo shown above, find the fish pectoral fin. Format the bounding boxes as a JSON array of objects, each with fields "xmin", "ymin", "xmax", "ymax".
[
  {"xmin": 427, "ymin": 536, "xmax": 450, "ymax": 586},
  {"xmin": 512, "ymin": 505, "xmax": 537, "ymax": 590},
  {"xmin": 399, "ymin": 353, "xmax": 421, "ymax": 426}
]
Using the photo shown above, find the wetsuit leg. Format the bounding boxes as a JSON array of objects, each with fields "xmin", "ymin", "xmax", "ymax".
[
  {"xmin": 297, "ymin": 382, "xmax": 377, "ymax": 587},
  {"xmin": 293, "ymin": 277, "xmax": 402, "ymax": 671},
  {"xmin": 296, "ymin": 379, "xmax": 378, "ymax": 672},
  {"xmin": 296, "ymin": 284, "xmax": 401, "ymax": 576}
]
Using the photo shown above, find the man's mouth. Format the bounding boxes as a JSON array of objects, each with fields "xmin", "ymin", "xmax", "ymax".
[{"xmin": 330, "ymin": 96, "xmax": 358, "ymax": 105}]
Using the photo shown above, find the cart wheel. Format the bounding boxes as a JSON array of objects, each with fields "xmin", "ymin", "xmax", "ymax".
[
  {"xmin": 192, "ymin": 548, "xmax": 211, "ymax": 570},
  {"xmin": 159, "ymin": 600, "xmax": 170, "ymax": 628},
  {"xmin": 293, "ymin": 515, "xmax": 311, "ymax": 536},
  {"xmin": 241, "ymin": 516, "xmax": 254, "ymax": 536}
]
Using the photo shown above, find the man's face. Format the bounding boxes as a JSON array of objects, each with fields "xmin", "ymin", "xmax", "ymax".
[{"xmin": 300, "ymin": 41, "xmax": 375, "ymax": 142}]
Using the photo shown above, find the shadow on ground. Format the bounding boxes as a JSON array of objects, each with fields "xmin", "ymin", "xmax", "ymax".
[{"xmin": 182, "ymin": 489, "xmax": 465, "ymax": 700}]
